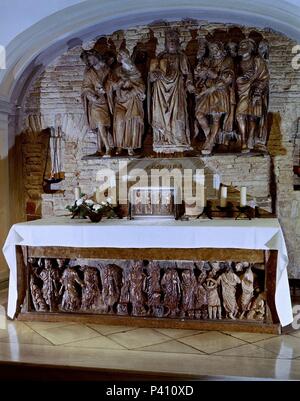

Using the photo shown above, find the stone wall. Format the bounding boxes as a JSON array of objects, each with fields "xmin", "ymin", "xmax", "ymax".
[{"xmin": 21, "ymin": 20, "xmax": 300, "ymax": 277}]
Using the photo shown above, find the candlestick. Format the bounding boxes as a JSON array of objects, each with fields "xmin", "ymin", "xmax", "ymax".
[
  {"xmin": 240, "ymin": 186, "xmax": 247, "ymax": 207},
  {"xmin": 220, "ymin": 186, "xmax": 227, "ymax": 208},
  {"xmin": 74, "ymin": 187, "xmax": 81, "ymax": 201}
]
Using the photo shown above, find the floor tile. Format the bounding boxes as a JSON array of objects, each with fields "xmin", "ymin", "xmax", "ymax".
[
  {"xmin": 214, "ymin": 343, "xmax": 277, "ymax": 359},
  {"xmin": 254, "ymin": 335, "xmax": 300, "ymax": 359},
  {"xmin": 1, "ymin": 341, "xmax": 300, "ymax": 380},
  {"xmin": 25, "ymin": 321, "xmax": 76, "ymax": 332},
  {"xmin": 36, "ymin": 324, "xmax": 100, "ymax": 345},
  {"xmin": 0, "ymin": 321, "xmax": 34, "ymax": 337},
  {"xmin": 108, "ymin": 328, "xmax": 170, "ymax": 349},
  {"xmin": 179, "ymin": 331, "xmax": 246, "ymax": 354},
  {"xmin": 0, "ymin": 289, "xmax": 8, "ymax": 306},
  {"xmin": 155, "ymin": 328, "xmax": 202, "ymax": 339},
  {"xmin": 87, "ymin": 324, "xmax": 137, "ymax": 336},
  {"xmin": 61, "ymin": 334, "xmax": 125, "ymax": 350},
  {"xmin": 137, "ymin": 340, "xmax": 204, "ymax": 354},
  {"xmin": 223, "ymin": 331, "xmax": 278, "ymax": 343},
  {"xmin": 288, "ymin": 330, "xmax": 300, "ymax": 338},
  {"xmin": 0, "ymin": 321, "xmax": 52, "ymax": 345},
  {"xmin": 0, "ymin": 305, "xmax": 6, "ymax": 331}
]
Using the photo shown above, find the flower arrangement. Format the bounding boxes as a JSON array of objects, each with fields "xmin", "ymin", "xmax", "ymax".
[{"xmin": 66, "ymin": 195, "xmax": 121, "ymax": 222}]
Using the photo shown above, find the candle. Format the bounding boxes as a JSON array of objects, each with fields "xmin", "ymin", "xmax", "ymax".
[
  {"xmin": 199, "ymin": 185, "xmax": 206, "ymax": 208},
  {"xmin": 220, "ymin": 186, "xmax": 227, "ymax": 207},
  {"xmin": 240, "ymin": 186, "xmax": 247, "ymax": 207},
  {"xmin": 213, "ymin": 174, "xmax": 221, "ymax": 191},
  {"xmin": 74, "ymin": 187, "xmax": 81, "ymax": 201},
  {"xmin": 195, "ymin": 171, "xmax": 205, "ymax": 207}
]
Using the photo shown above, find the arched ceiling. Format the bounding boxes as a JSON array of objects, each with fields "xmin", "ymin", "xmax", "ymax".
[
  {"xmin": 0, "ymin": 0, "xmax": 300, "ymax": 103},
  {"xmin": 0, "ymin": 0, "xmax": 85, "ymax": 47}
]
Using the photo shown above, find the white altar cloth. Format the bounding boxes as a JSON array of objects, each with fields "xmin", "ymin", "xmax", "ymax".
[{"xmin": 2, "ymin": 217, "xmax": 293, "ymax": 326}]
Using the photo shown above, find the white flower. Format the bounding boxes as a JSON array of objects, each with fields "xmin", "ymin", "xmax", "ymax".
[
  {"xmin": 93, "ymin": 204, "xmax": 103, "ymax": 212},
  {"xmin": 248, "ymin": 200, "xmax": 256, "ymax": 209},
  {"xmin": 85, "ymin": 199, "xmax": 94, "ymax": 206},
  {"xmin": 106, "ymin": 197, "xmax": 112, "ymax": 204},
  {"xmin": 76, "ymin": 199, "xmax": 83, "ymax": 206}
]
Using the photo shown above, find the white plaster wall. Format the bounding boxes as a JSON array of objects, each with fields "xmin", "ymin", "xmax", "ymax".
[{"xmin": 0, "ymin": 0, "xmax": 85, "ymax": 47}]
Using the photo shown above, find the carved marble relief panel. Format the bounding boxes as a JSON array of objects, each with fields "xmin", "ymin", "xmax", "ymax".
[
  {"xmin": 28, "ymin": 257, "xmax": 266, "ymax": 321},
  {"xmin": 80, "ymin": 27, "xmax": 269, "ymax": 158}
]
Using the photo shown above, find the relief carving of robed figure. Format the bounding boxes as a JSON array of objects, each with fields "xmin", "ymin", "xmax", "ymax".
[
  {"xmin": 149, "ymin": 29, "xmax": 194, "ymax": 154},
  {"xmin": 194, "ymin": 41, "xmax": 235, "ymax": 155},
  {"xmin": 236, "ymin": 39, "xmax": 269, "ymax": 153},
  {"xmin": 81, "ymin": 50, "xmax": 113, "ymax": 157},
  {"xmin": 110, "ymin": 49, "xmax": 146, "ymax": 156}
]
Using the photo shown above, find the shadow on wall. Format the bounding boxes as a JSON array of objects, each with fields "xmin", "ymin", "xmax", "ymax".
[
  {"xmin": 21, "ymin": 128, "xmax": 51, "ymax": 221},
  {"xmin": 267, "ymin": 112, "xmax": 287, "ymax": 157}
]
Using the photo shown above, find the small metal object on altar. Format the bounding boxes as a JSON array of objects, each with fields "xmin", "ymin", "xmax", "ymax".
[
  {"xmin": 217, "ymin": 202, "xmax": 234, "ymax": 218},
  {"xmin": 128, "ymin": 186, "xmax": 180, "ymax": 220},
  {"xmin": 197, "ymin": 200, "xmax": 213, "ymax": 219},
  {"xmin": 236, "ymin": 206, "xmax": 255, "ymax": 220}
]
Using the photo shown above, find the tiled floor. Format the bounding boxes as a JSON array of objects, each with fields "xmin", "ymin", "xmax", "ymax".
[{"xmin": 1, "ymin": 289, "xmax": 300, "ymax": 380}]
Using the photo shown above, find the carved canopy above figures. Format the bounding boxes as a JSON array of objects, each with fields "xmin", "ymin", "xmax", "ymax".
[{"xmin": 80, "ymin": 24, "xmax": 270, "ymax": 158}]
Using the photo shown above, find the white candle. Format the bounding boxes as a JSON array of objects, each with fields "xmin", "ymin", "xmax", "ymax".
[
  {"xmin": 195, "ymin": 172, "xmax": 205, "ymax": 207},
  {"xmin": 213, "ymin": 174, "xmax": 221, "ymax": 191},
  {"xmin": 74, "ymin": 187, "xmax": 81, "ymax": 201},
  {"xmin": 199, "ymin": 185, "xmax": 206, "ymax": 207},
  {"xmin": 220, "ymin": 186, "xmax": 227, "ymax": 208},
  {"xmin": 240, "ymin": 186, "xmax": 247, "ymax": 207}
]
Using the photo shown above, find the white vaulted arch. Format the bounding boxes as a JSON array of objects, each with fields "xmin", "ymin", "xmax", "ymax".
[{"xmin": 1, "ymin": 0, "xmax": 300, "ymax": 104}]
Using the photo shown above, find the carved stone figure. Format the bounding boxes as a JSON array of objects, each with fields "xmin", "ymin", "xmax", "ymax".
[
  {"xmin": 236, "ymin": 39, "xmax": 269, "ymax": 153},
  {"xmin": 226, "ymin": 42, "xmax": 238, "ymax": 59},
  {"xmin": 257, "ymin": 39, "xmax": 270, "ymax": 151},
  {"xmin": 110, "ymin": 49, "xmax": 146, "ymax": 156},
  {"xmin": 149, "ymin": 29, "xmax": 193, "ymax": 153},
  {"xmin": 81, "ymin": 50, "xmax": 113, "ymax": 157},
  {"xmin": 117, "ymin": 266, "xmax": 130, "ymax": 315},
  {"xmin": 100, "ymin": 264, "xmax": 121, "ymax": 313},
  {"xmin": 195, "ymin": 270, "xmax": 208, "ymax": 319},
  {"xmin": 144, "ymin": 262, "xmax": 163, "ymax": 317},
  {"xmin": 56, "ymin": 259, "xmax": 69, "ymax": 271},
  {"xmin": 205, "ymin": 272, "xmax": 222, "ymax": 320},
  {"xmin": 81, "ymin": 266, "xmax": 102, "ymax": 311},
  {"xmin": 223, "ymin": 41, "xmax": 238, "ymax": 142},
  {"xmin": 180, "ymin": 269, "xmax": 197, "ymax": 318},
  {"xmin": 128, "ymin": 261, "xmax": 147, "ymax": 316},
  {"xmin": 193, "ymin": 38, "xmax": 209, "ymax": 140},
  {"xmin": 38, "ymin": 259, "xmax": 60, "ymax": 312},
  {"xmin": 30, "ymin": 275, "xmax": 47, "ymax": 312},
  {"xmin": 247, "ymin": 291, "xmax": 266, "ymax": 321},
  {"xmin": 218, "ymin": 264, "xmax": 241, "ymax": 319},
  {"xmin": 59, "ymin": 266, "xmax": 84, "ymax": 311},
  {"xmin": 195, "ymin": 41, "xmax": 235, "ymax": 155},
  {"xmin": 239, "ymin": 265, "xmax": 254, "ymax": 319},
  {"xmin": 161, "ymin": 268, "xmax": 181, "ymax": 317}
]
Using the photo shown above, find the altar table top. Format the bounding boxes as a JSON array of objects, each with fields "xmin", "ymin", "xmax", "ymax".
[{"xmin": 2, "ymin": 217, "xmax": 293, "ymax": 326}]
